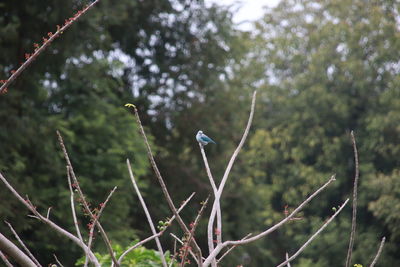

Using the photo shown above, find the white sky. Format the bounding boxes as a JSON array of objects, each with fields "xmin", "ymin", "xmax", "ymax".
[{"xmin": 205, "ymin": 0, "xmax": 281, "ymax": 30}]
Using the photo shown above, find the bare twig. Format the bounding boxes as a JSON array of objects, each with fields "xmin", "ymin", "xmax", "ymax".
[
  {"xmin": 0, "ymin": 172, "xmax": 100, "ymax": 266},
  {"xmin": 169, "ymin": 239, "xmax": 178, "ymax": 267},
  {"xmin": 0, "ymin": 250, "xmax": 14, "ymax": 267},
  {"xmin": 56, "ymin": 130, "xmax": 118, "ymax": 266},
  {"xmin": 0, "ymin": 232, "xmax": 37, "ymax": 267},
  {"xmin": 285, "ymin": 252, "xmax": 291, "ymax": 267},
  {"xmin": 207, "ymin": 91, "xmax": 257, "ymax": 266},
  {"xmin": 180, "ymin": 197, "xmax": 209, "ymax": 267},
  {"xmin": 4, "ymin": 221, "xmax": 41, "ymax": 267},
  {"xmin": 369, "ymin": 237, "xmax": 386, "ymax": 267},
  {"xmin": 203, "ymin": 174, "xmax": 336, "ymax": 267},
  {"xmin": 276, "ymin": 198, "xmax": 350, "ymax": 267},
  {"xmin": 199, "ymin": 144, "xmax": 222, "ymax": 247},
  {"xmin": 127, "ymin": 159, "xmax": 168, "ymax": 267},
  {"xmin": 217, "ymin": 233, "xmax": 252, "ymax": 264},
  {"xmin": 84, "ymin": 186, "xmax": 117, "ymax": 267},
  {"xmin": 117, "ymin": 192, "xmax": 195, "ymax": 265},
  {"xmin": 345, "ymin": 131, "xmax": 360, "ymax": 267},
  {"xmin": 66, "ymin": 166, "xmax": 84, "ymax": 244},
  {"xmin": 170, "ymin": 234, "xmax": 199, "ymax": 264},
  {"xmin": 0, "ymin": 0, "xmax": 100, "ymax": 94},
  {"xmin": 53, "ymin": 254, "xmax": 65, "ymax": 267},
  {"xmin": 126, "ymin": 104, "xmax": 203, "ymax": 264}
]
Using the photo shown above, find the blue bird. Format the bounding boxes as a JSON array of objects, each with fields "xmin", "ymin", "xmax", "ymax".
[{"xmin": 196, "ymin": 130, "xmax": 216, "ymax": 146}]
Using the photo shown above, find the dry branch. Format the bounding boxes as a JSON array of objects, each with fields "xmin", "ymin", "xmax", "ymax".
[
  {"xmin": 0, "ymin": 0, "xmax": 100, "ymax": 94},
  {"xmin": 203, "ymin": 174, "xmax": 336, "ymax": 267},
  {"xmin": 199, "ymin": 144, "xmax": 222, "ymax": 247},
  {"xmin": 0, "ymin": 250, "xmax": 14, "ymax": 267},
  {"xmin": 56, "ymin": 130, "xmax": 118, "ymax": 266},
  {"xmin": 207, "ymin": 90, "xmax": 257, "ymax": 267},
  {"xmin": 117, "ymin": 192, "xmax": 195, "ymax": 265},
  {"xmin": 0, "ymin": 172, "xmax": 100, "ymax": 266},
  {"xmin": 4, "ymin": 221, "xmax": 41, "ymax": 267},
  {"xmin": 127, "ymin": 159, "xmax": 168, "ymax": 267},
  {"xmin": 369, "ymin": 237, "xmax": 386, "ymax": 267},
  {"xmin": 127, "ymin": 104, "xmax": 203, "ymax": 263},
  {"xmin": 345, "ymin": 130, "xmax": 360, "ymax": 267},
  {"xmin": 0, "ymin": 232, "xmax": 37, "ymax": 267},
  {"xmin": 276, "ymin": 198, "xmax": 350, "ymax": 267}
]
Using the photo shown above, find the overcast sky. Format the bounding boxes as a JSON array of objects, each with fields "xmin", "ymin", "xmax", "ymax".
[{"xmin": 205, "ymin": 0, "xmax": 281, "ymax": 30}]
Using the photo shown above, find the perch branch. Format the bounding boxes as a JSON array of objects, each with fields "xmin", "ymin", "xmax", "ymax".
[
  {"xmin": 216, "ymin": 233, "xmax": 252, "ymax": 264},
  {"xmin": 53, "ymin": 254, "xmax": 65, "ymax": 267},
  {"xmin": 345, "ymin": 131, "xmax": 360, "ymax": 267},
  {"xmin": 127, "ymin": 104, "xmax": 203, "ymax": 263},
  {"xmin": 276, "ymin": 198, "xmax": 349, "ymax": 267},
  {"xmin": 207, "ymin": 91, "xmax": 257, "ymax": 266},
  {"xmin": 127, "ymin": 159, "xmax": 168, "ymax": 267}
]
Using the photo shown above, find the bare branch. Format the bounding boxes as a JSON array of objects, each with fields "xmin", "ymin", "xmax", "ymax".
[
  {"xmin": 53, "ymin": 254, "xmax": 65, "ymax": 267},
  {"xmin": 207, "ymin": 91, "xmax": 257, "ymax": 266},
  {"xmin": 56, "ymin": 130, "xmax": 118, "ymax": 266},
  {"xmin": 118, "ymin": 192, "xmax": 195, "ymax": 265},
  {"xmin": 217, "ymin": 233, "xmax": 252, "ymax": 264},
  {"xmin": 369, "ymin": 237, "xmax": 386, "ymax": 267},
  {"xmin": 0, "ymin": 250, "xmax": 14, "ymax": 267},
  {"xmin": 276, "ymin": 198, "xmax": 350, "ymax": 267},
  {"xmin": 285, "ymin": 253, "xmax": 291, "ymax": 267},
  {"xmin": 126, "ymin": 104, "xmax": 203, "ymax": 263},
  {"xmin": 66, "ymin": 166, "xmax": 84, "ymax": 244},
  {"xmin": 199, "ymin": 144, "xmax": 222, "ymax": 249},
  {"xmin": 180, "ymin": 197, "xmax": 209, "ymax": 267},
  {"xmin": 4, "ymin": 221, "xmax": 41, "ymax": 267},
  {"xmin": 170, "ymin": 234, "xmax": 199, "ymax": 264},
  {"xmin": 345, "ymin": 130, "xmax": 360, "ymax": 267},
  {"xmin": 84, "ymin": 186, "xmax": 117, "ymax": 267},
  {"xmin": 0, "ymin": 172, "xmax": 100, "ymax": 266},
  {"xmin": 203, "ymin": 174, "xmax": 336, "ymax": 267},
  {"xmin": 0, "ymin": 0, "xmax": 100, "ymax": 94},
  {"xmin": 127, "ymin": 159, "xmax": 168, "ymax": 267},
  {"xmin": 0, "ymin": 232, "xmax": 37, "ymax": 267}
]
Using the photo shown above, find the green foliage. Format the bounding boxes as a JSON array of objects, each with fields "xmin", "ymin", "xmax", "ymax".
[{"xmin": 75, "ymin": 243, "xmax": 177, "ymax": 267}]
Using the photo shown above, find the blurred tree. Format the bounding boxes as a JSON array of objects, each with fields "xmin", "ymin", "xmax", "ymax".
[{"xmin": 220, "ymin": 0, "xmax": 400, "ymax": 266}]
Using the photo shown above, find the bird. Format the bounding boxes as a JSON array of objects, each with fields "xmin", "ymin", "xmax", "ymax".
[{"xmin": 196, "ymin": 130, "xmax": 216, "ymax": 146}]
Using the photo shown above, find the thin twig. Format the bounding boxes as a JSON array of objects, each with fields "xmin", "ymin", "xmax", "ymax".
[
  {"xmin": 217, "ymin": 233, "xmax": 252, "ymax": 264},
  {"xmin": 170, "ymin": 234, "xmax": 199, "ymax": 264},
  {"xmin": 127, "ymin": 159, "xmax": 168, "ymax": 267},
  {"xmin": 0, "ymin": 172, "xmax": 100, "ymax": 266},
  {"xmin": 0, "ymin": 250, "xmax": 14, "ymax": 267},
  {"xmin": 276, "ymin": 198, "xmax": 350, "ymax": 267},
  {"xmin": 0, "ymin": 0, "xmax": 100, "ymax": 94},
  {"xmin": 66, "ymin": 166, "xmax": 84, "ymax": 244},
  {"xmin": 207, "ymin": 91, "xmax": 257, "ymax": 267},
  {"xmin": 203, "ymin": 174, "xmax": 336, "ymax": 267},
  {"xmin": 53, "ymin": 254, "xmax": 65, "ymax": 267},
  {"xmin": 56, "ymin": 130, "xmax": 118, "ymax": 266},
  {"xmin": 84, "ymin": 186, "xmax": 117, "ymax": 267},
  {"xmin": 285, "ymin": 252, "xmax": 291, "ymax": 267},
  {"xmin": 345, "ymin": 131, "xmax": 360, "ymax": 267},
  {"xmin": 180, "ymin": 197, "xmax": 209, "ymax": 267},
  {"xmin": 199, "ymin": 144, "xmax": 222, "ymax": 247},
  {"xmin": 117, "ymin": 192, "xmax": 195, "ymax": 265},
  {"xmin": 369, "ymin": 237, "xmax": 386, "ymax": 267},
  {"xmin": 4, "ymin": 221, "xmax": 42, "ymax": 267},
  {"xmin": 169, "ymin": 239, "xmax": 178, "ymax": 267},
  {"xmin": 126, "ymin": 104, "xmax": 203, "ymax": 264}
]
